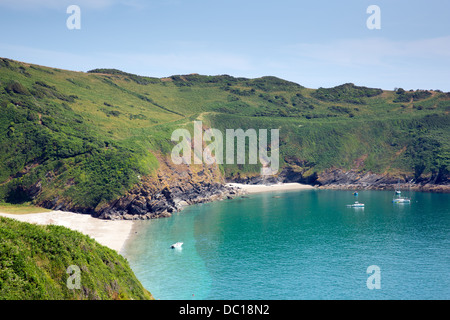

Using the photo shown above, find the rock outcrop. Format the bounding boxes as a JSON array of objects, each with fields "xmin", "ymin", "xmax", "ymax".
[
  {"xmin": 226, "ymin": 164, "xmax": 450, "ymax": 193},
  {"xmin": 95, "ymin": 155, "xmax": 244, "ymax": 220},
  {"xmin": 316, "ymin": 168, "xmax": 450, "ymax": 193}
]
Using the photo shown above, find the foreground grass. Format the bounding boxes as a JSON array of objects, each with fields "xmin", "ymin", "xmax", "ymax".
[{"xmin": 0, "ymin": 216, "xmax": 153, "ymax": 300}]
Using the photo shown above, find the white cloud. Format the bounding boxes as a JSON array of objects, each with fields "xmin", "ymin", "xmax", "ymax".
[
  {"xmin": 0, "ymin": 0, "xmax": 134, "ymax": 10},
  {"xmin": 287, "ymin": 36, "xmax": 450, "ymax": 68},
  {"xmin": 275, "ymin": 36, "xmax": 450, "ymax": 90}
]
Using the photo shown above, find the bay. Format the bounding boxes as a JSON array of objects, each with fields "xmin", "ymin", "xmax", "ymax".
[{"xmin": 122, "ymin": 189, "xmax": 450, "ymax": 300}]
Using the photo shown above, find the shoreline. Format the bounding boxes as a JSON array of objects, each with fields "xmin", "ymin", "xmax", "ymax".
[
  {"xmin": 0, "ymin": 183, "xmax": 314, "ymax": 256},
  {"xmin": 0, "ymin": 210, "xmax": 134, "ymax": 254},
  {"xmin": 2, "ymin": 181, "xmax": 444, "ymax": 253},
  {"xmin": 317, "ymin": 183, "xmax": 450, "ymax": 193},
  {"xmin": 227, "ymin": 182, "xmax": 315, "ymax": 194}
]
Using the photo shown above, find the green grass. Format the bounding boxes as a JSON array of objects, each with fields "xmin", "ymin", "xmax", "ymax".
[
  {"xmin": 0, "ymin": 202, "xmax": 52, "ymax": 214},
  {"xmin": 0, "ymin": 216, "xmax": 153, "ymax": 300}
]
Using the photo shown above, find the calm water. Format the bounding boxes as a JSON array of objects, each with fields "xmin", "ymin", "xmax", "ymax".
[{"xmin": 122, "ymin": 189, "xmax": 450, "ymax": 300}]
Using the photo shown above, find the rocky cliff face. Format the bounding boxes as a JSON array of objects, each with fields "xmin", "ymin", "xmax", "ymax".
[
  {"xmin": 95, "ymin": 155, "xmax": 244, "ymax": 220},
  {"xmin": 226, "ymin": 163, "xmax": 449, "ymax": 193},
  {"xmin": 226, "ymin": 158, "xmax": 319, "ymax": 185},
  {"xmin": 316, "ymin": 168, "xmax": 400, "ymax": 189},
  {"xmin": 316, "ymin": 168, "xmax": 450, "ymax": 193}
]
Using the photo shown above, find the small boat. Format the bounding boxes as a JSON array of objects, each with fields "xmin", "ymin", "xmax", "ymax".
[
  {"xmin": 393, "ymin": 179, "xmax": 412, "ymax": 203},
  {"xmin": 171, "ymin": 242, "xmax": 183, "ymax": 249},
  {"xmin": 347, "ymin": 201, "xmax": 364, "ymax": 208},
  {"xmin": 392, "ymin": 197, "xmax": 410, "ymax": 204}
]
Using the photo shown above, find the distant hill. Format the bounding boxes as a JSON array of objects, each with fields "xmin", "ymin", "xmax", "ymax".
[{"xmin": 0, "ymin": 57, "xmax": 449, "ymax": 218}]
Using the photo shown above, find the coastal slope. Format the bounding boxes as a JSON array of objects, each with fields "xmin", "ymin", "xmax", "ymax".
[{"xmin": 0, "ymin": 57, "xmax": 449, "ymax": 220}]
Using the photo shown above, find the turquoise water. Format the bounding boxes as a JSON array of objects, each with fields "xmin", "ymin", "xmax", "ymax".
[{"xmin": 122, "ymin": 189, "xmax": 450, "ymax": 300}]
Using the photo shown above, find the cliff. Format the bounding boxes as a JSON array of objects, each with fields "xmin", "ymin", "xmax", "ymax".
[
  {"xmin": 95, "ymin": 155, "xmax": 244, "ymax": 220},
  {"xmin": 315, "ymin": 168, "xmax": 450, "ymax": 193}
]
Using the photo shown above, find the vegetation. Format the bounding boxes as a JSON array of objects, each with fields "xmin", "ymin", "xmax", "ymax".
[
  {"xmin": 0, "ymin": 216, "xmax": 152, "ymax": 299},
  {"xmin": 311, "ymin": 83, "xmax": 383, "ymax": 104},
  {"xmin": 394, "ymin": 88, "xmax": 433, "ymax": 103},
  {"xmin": 0, "ymin": 57, "xmax": 449, "ymax": 212},
  {"xmin": 0, "ymin": 203, "xmax": 51, "ymax": 214}
]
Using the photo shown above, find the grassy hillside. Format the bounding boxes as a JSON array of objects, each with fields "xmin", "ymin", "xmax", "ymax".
[
  {"xmin": 0, "ymin": 216, "xmax": 152, "ymax": 300},
  {"xmin": 0, "ymin": 57, "xmax": 449, "ymax": 212}
]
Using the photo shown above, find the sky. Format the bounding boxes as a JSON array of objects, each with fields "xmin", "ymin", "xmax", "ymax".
[{"xmin": 0, "ymin": 0, "xmax": 449, "ymax": 91}]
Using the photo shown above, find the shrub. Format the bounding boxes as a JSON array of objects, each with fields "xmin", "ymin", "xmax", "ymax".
[
  {"xmin": 5, "ymin": 81, "xmax": 29, "ymax": 95},
  {"xmin": 311, "ymin": 83, "xmax": 382, "ymax": 104}
]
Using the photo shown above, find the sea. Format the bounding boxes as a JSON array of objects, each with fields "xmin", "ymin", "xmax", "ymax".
[{"xmin": 122, "ymin": 189, "xmax": 450, "ymax": 300}]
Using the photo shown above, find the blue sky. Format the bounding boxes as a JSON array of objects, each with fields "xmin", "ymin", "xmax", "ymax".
[{"xmin": 0, "ymin": 0, "xmax": 449, "ymax": 90}]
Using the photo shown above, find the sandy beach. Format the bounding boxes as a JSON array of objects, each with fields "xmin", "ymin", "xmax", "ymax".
[
  {"xmin": 0, "ymin": 210, "xmax": 134, "ymax": 253},
  {"xmin": 227, "ymin": 182, "xmax": 315, "ymax": 194}
]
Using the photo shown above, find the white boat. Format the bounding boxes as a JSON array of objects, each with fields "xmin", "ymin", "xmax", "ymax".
[
  {"xmin": 393, "ymin": 179, "xmax": 412, "ymax": 203},
  {"xmin": 392, "ymin": 197, "xmax": 410, "ymax": 204},
  {"xmin": 395, "ymin": 179, "xmax": 402, "ymax": 195},
  {"xmin": 171, "ymin": 242, "xmax": 183, "ymax": 249},
  {"xmin": 347, "ymin": 201, "xmax": 364, "ymax": 208}
]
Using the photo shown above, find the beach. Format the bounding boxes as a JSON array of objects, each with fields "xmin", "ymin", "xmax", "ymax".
[
  {"xmin": 0, "ymin": 183, "xmax": 312, "ymax": 253},
  {"xmin": 0, "ymin": 210, "xmax": 134, "ymax": 253},
  {"xmin": 227, "ymin": 182, "xmax": 315, "ymax": 194}
]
